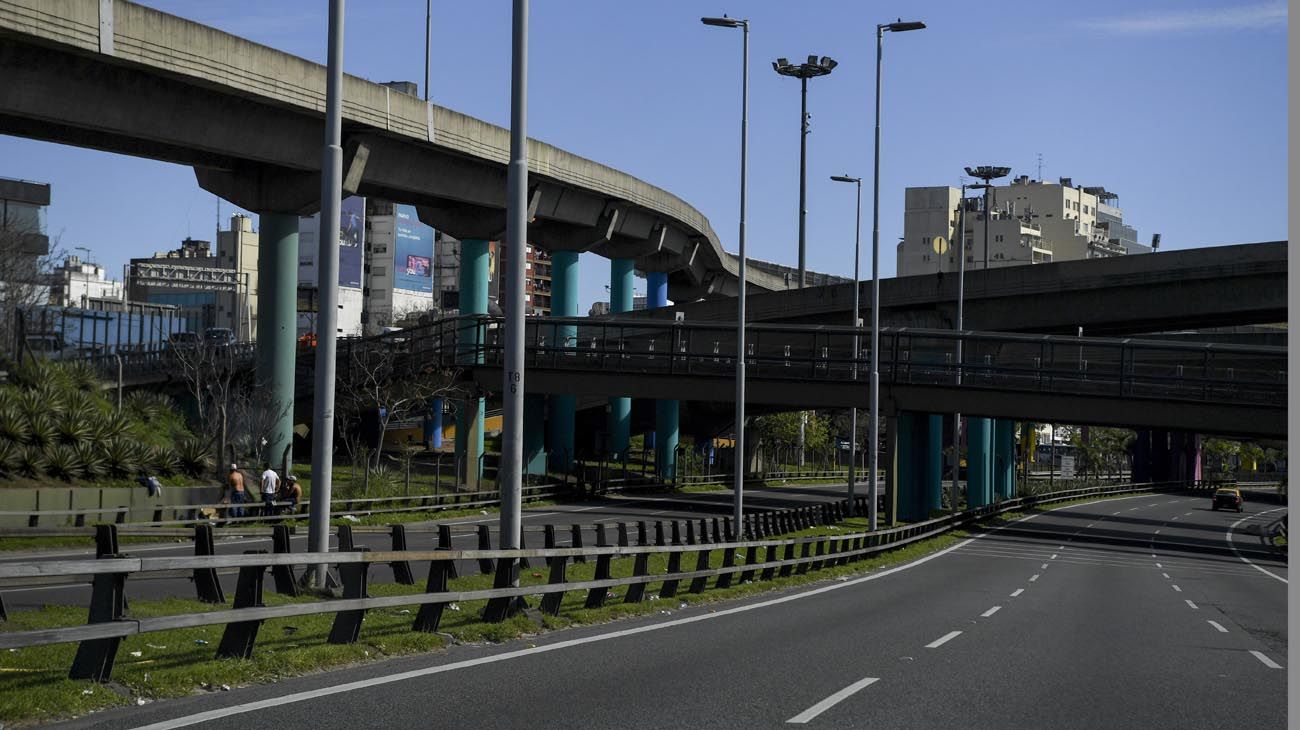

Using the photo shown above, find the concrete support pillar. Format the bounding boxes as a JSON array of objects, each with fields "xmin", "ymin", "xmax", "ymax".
[
  {"xmin": 884, "ymin": 414, "xmax": 899, "ymax": 525},
  {"xmin": 1132, "ymin": 429, "xmax": 1153, "ymax": 483},
  {"xmin": 546, "ymin": 251, "xmax": 578, "ymax": 472},
  {"xmin": 456, "ymin": 239, "xmax": 490, "ymax": 488},
  {"xmin": 255, "ymin": 212, "xmax": 299, "ymax": 472},
  {"xmin": 607, "ymin": 258, "xmax": 634, "ymax": 457},
  {"xmin": 967, "ymin": 417, "xmax": 993, "ymax": 507},
  {"xmin": 426, "ymin": 398, "xmax": 443, "ymax": 449},
  {"xmin": 994, "ymin": 420, "xmax": 1016, "ymax": 500},
  {"xmin": 523, "ymin": 393, "xmax": 547, "ymax": 477},
  {"xmin": 645, "ymin": 270, "xmax": 677, "ymax": 481},
  {"xmin": 1151, "ymin": 430, "xmax": 1171, "ymax": 483},
  {"xmin": 894, "ymin": 412, "xmax": 943, "ymax": 522}
]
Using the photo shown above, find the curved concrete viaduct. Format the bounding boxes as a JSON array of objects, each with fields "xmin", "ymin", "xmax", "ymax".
[{"xmin": 0, "ymin": 0, "xmax": 813, "ymax": 300}]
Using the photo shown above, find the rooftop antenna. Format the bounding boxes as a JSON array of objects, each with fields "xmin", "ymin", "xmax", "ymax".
[{"xmin": 1036, "ymin": 152, "xmax": 1043, "ymax": 182}]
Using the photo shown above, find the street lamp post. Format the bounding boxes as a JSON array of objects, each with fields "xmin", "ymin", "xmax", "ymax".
[
  {"xmin": 774, "ymin": 55, "xmax": 836, "ymax": 289},
  {"xmin": 869, "ymin": 19, "xmax": 925, "ymax": 530},
  {"xmin": 952, "ymin": 183, "xmax": 967, "ymax": 513},
  {"xmin": 963, "ymin": 166, "xmax": 1011, "ymax": 270},
  {"xmin": 830, "ymin": 174, "xmax": 861, "ymax": 515},
  {"xmin": 702, "ymin": 14, "xmax": 749, "ymax": 535}
]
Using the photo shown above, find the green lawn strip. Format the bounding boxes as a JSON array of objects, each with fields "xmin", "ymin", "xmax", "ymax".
[
  {"xmin": 1, "ymin": 491, "xmax": 1143, "ymax": 725},
  {"xmin": 0, "ymin": 535, "xmax": 191, "ymax": 553}
]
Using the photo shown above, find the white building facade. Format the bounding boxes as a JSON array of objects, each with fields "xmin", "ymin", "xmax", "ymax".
[{"xmin": 898, "ymin": 175, "xmax": 1146, "ymax": 277}]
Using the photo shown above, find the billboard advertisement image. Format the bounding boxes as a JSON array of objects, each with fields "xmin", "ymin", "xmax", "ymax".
[
  {"xmin": 394, "ymin": 204, "xmax": 434, "ymax": 293},
  {"xmin": 338, "ymin": 196, "xmax": 364, "ymax": 288}
]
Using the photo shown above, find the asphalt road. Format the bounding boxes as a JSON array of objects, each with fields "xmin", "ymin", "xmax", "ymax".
[
  {"xmin": 0, "ymin": 483, "xmax": 854, "ymax": 608},
  {"xmin": 54, "ymin": 491, "xmax": 1287, "ymax": 730}
]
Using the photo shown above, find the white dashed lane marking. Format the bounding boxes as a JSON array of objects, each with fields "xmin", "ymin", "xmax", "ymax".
[
  {"xmin": 1251, "ymin": 651, "xmax": 1283, "ymax": 669},
  {"xmin": 925, "ymin": 631, "xmax": 963, "ymax": 649},
  {"xmin": 1185, "ymin": 599, "xmax": 1199, "ymax": 609},
  {"xmin": 1010, "ymin": 588, "xmax": 1024, "ymax": 597},
  {"xmin": 1207, "ymin": 620, "xmax": 1228, "ymax": 633},
  {"xmin": 981, "ymin": 606, "xmax": 1002, "ymax": 618}
]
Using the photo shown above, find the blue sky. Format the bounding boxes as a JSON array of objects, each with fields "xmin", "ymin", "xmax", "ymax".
[{"xmin": 0, "ymin": 0, "xmax": 1287, "ymax": 312}]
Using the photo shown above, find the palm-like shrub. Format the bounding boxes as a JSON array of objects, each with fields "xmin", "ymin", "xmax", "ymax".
[
  {"xmin": 43, "ymin": 443, "xmax": 82, "ymax": 482},
  {"xmin": 55, "ymin": 412, "xmax": 93, "ymax": 446},
  {"xmin": 73, "ymin": 441, "xmax": 105, "ymax": 480},
  {"xmin": 17, "ymin": 388, "xmax": 57, "ymax": 424},
  {"xmin": 25, "ymin": 413, "xmax": 56, "ymax": 448},
  {"xmin": 146, "ymin": 444, "xmax": 179, "ymax": 476},
  {"xmin": 62, "ymin": 360, "xmax": 100, "ymax": 392},
  {"xmin": 176, "ymin": 437, "xmax": 212, "ymax": 477},
  {"xmin": 89, "ymin": 412, "xmax": 131, "ymax": 443},
  {"xmin": 125, "ymin": 391, "xmax": 174, "ymax": 424},
  {"xmin": 0, "ymin": 405, "xmax": 29, "ymax": 444},
  {"xmin": 0, "ymin": 439, "xmax": 18, "ymax": 476},
  {"xmin": 102, "ymin": 436, "xmax": 141, "ymax": 479},
  {"xmin": 11, "ymin": 358, "xmax": 63, "ymax": 390},
  {"xmin": 14, "ymin": 445, "xmax": 46, "ymax": 478}
]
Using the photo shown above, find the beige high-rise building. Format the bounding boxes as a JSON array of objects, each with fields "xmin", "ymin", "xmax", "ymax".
[{"xmin": 897, "ymin": 175, "xmax": 1145, "ymax": 278}]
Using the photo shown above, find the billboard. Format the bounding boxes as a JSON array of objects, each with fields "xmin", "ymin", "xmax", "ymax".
[
  {"xmin": 393, "ymin": 204, "xmax": 434, "ymax": 293},
  {"xmin": 297, "ymin": 195, "xmax": 364, "ymax": 289}
]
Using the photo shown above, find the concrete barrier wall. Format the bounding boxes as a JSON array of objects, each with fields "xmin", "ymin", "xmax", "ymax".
[{"xmin": 0, "ymin": 484, "xmax": 225, "ymax": 527}]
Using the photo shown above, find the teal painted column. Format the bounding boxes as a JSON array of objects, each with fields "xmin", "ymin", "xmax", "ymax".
[
  {"xmin": 547, "ymin": 251, "xmax": 578, "ymax": 471},
  {"xmin": 646, "ymin": 271, "xmax": 677, "ymax": 481},
  {"xmin": 606, "ymin": 258, "xmax": 634, "ymax": 457},
  {"xmin": 967, "ymin": 417, "xmax": 993, "ymax": 507},
  {"xmin": 256, "ymin": 212, "xmax": 298, "ymax": 472},
  {"xmin": 456, "ymin": 239, "xmax": 489, "ymax": 487},
  {"xmin": 523, "ymin": 393, "xmax": 547, "ymax": 476},
  {"xmin": 895, "ymin": 412, "xmax": 918, "ymax": 521},
  {"xmin": 994, "ymin": 420, "xmax": 1016, "ymax": 500},
  {"xmin": 924, "ymin": 414, "xmax": 944, "ymax": 514}
]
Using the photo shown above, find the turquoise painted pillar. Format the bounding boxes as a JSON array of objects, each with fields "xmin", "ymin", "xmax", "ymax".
[
  {"xmin": 994, "ymin": 420, "xmax": 1016, "ymax": 500},
  {"xmin": 523, "ymin": 393, "xmax": 547, "ymax": 476},
  {"xmin": 607, "ymin": 258, "xmax": 634, "ymax": 457},
  {"xmin": 256, "ymin": 213, "xmax": 298, "ymax": 472},
  {"xmin": 925, "ymin": 414, "xmax": 944, "ymax": 514},
  {"xmin": 547, "ymin": 251, "xmax": 578, "ymax": 471},
  {"xmin": 896, "ymin": 412, "xmax": 917, "ymax": 521},
  {"xmin": 646, "ymin": 271, "xmax": 677, "ymax": 481},
  {"xmin": 456, "ymin": 239, "xmax": 489, "ymax": 487},
  {"xmin": 967, "ymin": 417, "xmax": 993, "ymax": 507},
  {"xmin": 896, "ymin": 412, "xmax": 944, "ymax": 522}
]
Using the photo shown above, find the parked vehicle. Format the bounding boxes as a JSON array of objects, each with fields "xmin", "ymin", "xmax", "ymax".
[
  {"xmin": 204, "ymin": 327, "xmax": 236, "ymax": 347},
  {"xmin": 166, "ymin": 331, "xmax": 200, "ymax": 349}
]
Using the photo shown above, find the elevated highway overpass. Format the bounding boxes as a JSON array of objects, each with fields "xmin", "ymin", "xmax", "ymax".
[
  {"xmin": 624, "ymin": 241, "xmax": 1287, "ymax": 335},
  {"xmin": 0, "ymin": 0, "xmax": 836, "ymax": 300}
]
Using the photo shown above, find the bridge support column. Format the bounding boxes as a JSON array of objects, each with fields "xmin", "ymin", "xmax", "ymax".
[
  {"xmin": 606, "ymin": 258, "xmax": 634, "ymax": 457},
  {"xmin": 456, "ymin": 238, "xmax": 490, "ymax": 488},
  {"xmin": 426, "ymin": 398, "xmax": 443, "ymax": 450},
  {"xmin": 967, "ymin": 417, "xmax": 993, "ymax": 508},
  {"xmin": 894, "ymin": 412, "xmax": 943, "ymax": 523},
  {"xmin": 523, "ymin": 393, "xmax": 547, "ymax": 477},
  {"xmin": 994, "ymin": 420, "xmax": 1016, "ymax": 500},
  {"xmin": 646, "ymin": 271, "xmax": 678, "ymax": 482},
  {"xmin": 255, "ymin": 212, "xmax": 298, "ymax": 473},
  {"xmin": 547, "ymin": 251, "xmax": 578, "ymax": 472}
]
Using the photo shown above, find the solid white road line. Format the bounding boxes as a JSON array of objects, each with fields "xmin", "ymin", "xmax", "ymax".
[
  {"xmin": 1010, "ymin": 588, "xmax": 1025, "ymax": 597},
  {"xmin": 1250, "ymin": 650, "xmax": 1283, "ymax": 669},
  {"xmin": 786, "ymin": 676, "xmax": 880, "ymax": 724},
  {"xmin": 925, "ymin": 631, "xmax": 963, "ymax": 649},
  {"xmin": 1029, "ymin": 574, "xmax": 1040, "ymax": 582},
  {"xmin": 1207, "ymin": 620, "xmax": 1228, "ymax": 633},
  {"xmin": 1172, "ymin": 585, "xmax": 1182, "ymax": 592},
  {"xmin": 1185, "ymin": 599, "xmax": 1198, "ymax": 609},
  {"xmin": 1226, "ymin": 507, "xmax": 1289, "ymax": 585},
  {"xmin": 981, "ymin": 606, "xmax": 1002, "ymax": 618},
  {"xmin": 123, "ymin": 524, "xmax": 978, "ymax": 730}
]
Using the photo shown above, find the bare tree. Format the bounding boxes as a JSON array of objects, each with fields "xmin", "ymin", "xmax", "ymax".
[
  {"xmin": 334, "ymin": 336, "xmax": 463, "ymax": 492},
  {"xmin": 168, "ymin": 336, "xmax": 240, "ymax": 475},
  {"xmin": 2, "ymin": 228, "xmax": 63, "ymax": 362}
]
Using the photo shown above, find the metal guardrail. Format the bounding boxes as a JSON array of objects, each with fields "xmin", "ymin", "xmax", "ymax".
[{"xmin": 0, "ymin": 482, "xmax": 1192, "ymax": 681}]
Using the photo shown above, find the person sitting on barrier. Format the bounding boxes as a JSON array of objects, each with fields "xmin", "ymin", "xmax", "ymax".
[
  {"xmin": 225, "ymin": 463, "xmax": 248, "ymax": 518},
  {"xmin": 260, "ymin": 462, "xmax": 280, "ymax": 513},
  {"xmin": 283, "ymin": 473, "xmax": 302, "ymax": 511},
  {"xmin": 137, "ymin": 472, "xmax": 163, "ymax": 498}
]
